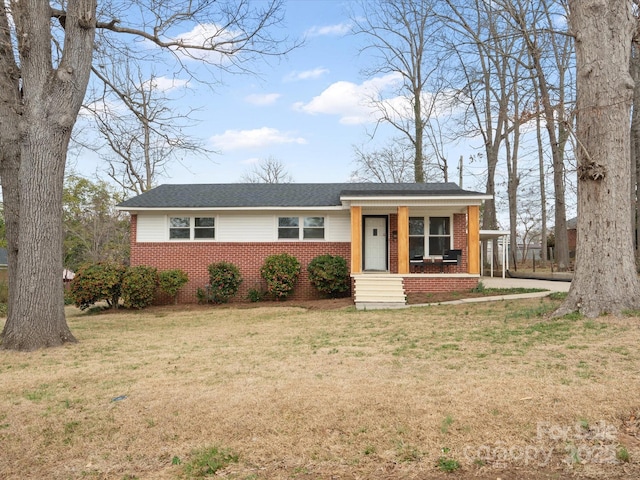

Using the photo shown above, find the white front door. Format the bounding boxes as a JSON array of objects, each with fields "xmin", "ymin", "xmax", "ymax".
[{"xmin": 364, "ymin": 216, "xmax": 388, "ymax": 271}]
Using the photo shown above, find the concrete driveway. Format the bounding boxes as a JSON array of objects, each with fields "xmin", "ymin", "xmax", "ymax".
[{"xmin": 482, "ymin": 276, "xmax": 571, "ymax": 292}]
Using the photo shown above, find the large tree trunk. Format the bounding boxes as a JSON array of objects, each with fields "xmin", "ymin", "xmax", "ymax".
[
  {"xmin": 556, "ymin": 0, "xmax": 639, "ymax": 318},
  {"xmin": 631, "ymin": 42, "xmax": 640, "ymax": 262},
  {"xmin": 2, "ymin": 128, "xmax": 76, "ymax": 349},
  {"xmin": 0, "ymin": 0, "xmax": 97, "ymax": 350},
  {"xmin": 0, "ymin": 6, "xmax": 21, "ymax": 322}
]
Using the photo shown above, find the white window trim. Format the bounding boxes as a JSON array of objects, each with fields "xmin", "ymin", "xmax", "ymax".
[
  {"xmin": 409, "ymin": 215, "xmax": 453, "ymax": 257},
  {"xmin": 168, "ymin": 215, "xmax": 216, "ymax": 241},
  {"xmin": 427, "ymin": 215, "xmax": 453, "ymax": 256},
  {"xmin": 276, "ymin": 215, "xmax": 326, "ymax": 241}
]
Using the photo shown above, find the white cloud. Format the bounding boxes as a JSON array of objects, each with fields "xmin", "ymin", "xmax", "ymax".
[
  {"xmin": 305, "ymin": 23, "xmax": 351, "ymax": 37},
  {"xmin": 211, "ymin": 127, "xmax": 307, "ymax": 150},
  {"xmin": 245, "ymin": 93, "xmax": 281, "ymax": 106},
  {"xmin": 292, "ymin": 73, "xmax": 403, "ymax": 125},
  {"xmin": 145, "ymin": 76, "xmax": 189, "ymax": 92},
  {"xmin": 284, "ymin": 68, "xmax": 329, "ymax": 82},
  {"xmin": 167, "ymin": 23, "xmax": 240, "ymax": 63}
]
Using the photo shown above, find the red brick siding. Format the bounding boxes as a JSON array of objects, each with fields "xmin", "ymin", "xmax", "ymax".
[
  {"xmin": 130, "ymin": 211, "xmax": 476, "ymax": 303},
  {"xmin": 130, "ymin": 216, "xmax": 351, "ymax": 303},
  {"xmin": 389, "ymin": 214, "xmax": 398, "ymax": 273},
  {"xmin": 403, "ymin": 276, "xmax": 479, "ymax": 293}
]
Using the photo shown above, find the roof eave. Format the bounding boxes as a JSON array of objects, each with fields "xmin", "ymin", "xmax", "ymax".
[{"xmin": 116, "ymin": 205, "xmax": 347, "ymax": 213}]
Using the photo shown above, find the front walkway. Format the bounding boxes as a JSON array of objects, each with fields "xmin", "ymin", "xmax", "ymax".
[
  {"xmin": 481, "ymin": 276, "xmax": 571, "ymax": 292},
  {"xmin": 406, "ymin": 276, "xmax": 571, "ymax": 308},
  {"xmin": 358, "ymin": 276, "xmax": 572, "ymax": 310}
]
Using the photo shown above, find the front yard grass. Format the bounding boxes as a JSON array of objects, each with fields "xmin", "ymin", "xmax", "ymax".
[{"xmin": 1, "ymin": 297, "xmax": 639, "ymax": 479}]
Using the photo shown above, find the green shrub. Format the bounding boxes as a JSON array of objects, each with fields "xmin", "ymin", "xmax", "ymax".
[
  {"xmin": 247, "ymin": 287, "xmax": 265, "ymax": 302},
  {"xmin": 196, "ymin": 287, "xmax": 208, "ymax": 304},
  {"xmin": 307, "ymin": 254, "xmax": 350, "ymax": 297},
  {"xmin": 0, "ymin": 280, "xmax": 8, "ymax": 304},
  {"xmin": 70, "ymin": 262, "xmax": 126, "ymax": 310},
  {"xmin": 158, "ymin": 269, "xmax": 189, "ymax": 304},
  {"xmin": 63, "ymin": 289, "xmax": 74, "ymax": 305},
  {"xmin": 206, "ymin": 262, "xmax": 242, "ymax": 303},
  {"xmin": 121, "ymin": 265, "xmax": 159, "ymax": 309},
  {"xmin": 260, "ymin": 253, "xmax": 300, "ymax": 300}
]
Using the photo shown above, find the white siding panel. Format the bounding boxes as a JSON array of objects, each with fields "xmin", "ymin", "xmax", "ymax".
[
  {"xmin": 137, "ymin": 215, "xmax": 167, "ymax": 242},
  {"xmin": 326, "ymin": 212, "xmax": 351, "ymax": 242},
  {"xmin": 135, "ymin": 210, "xmax": 352, "ymax": 243},
  {"xmin": 217, "ymin": 214, "xmax": 274, "ymax": 242}
]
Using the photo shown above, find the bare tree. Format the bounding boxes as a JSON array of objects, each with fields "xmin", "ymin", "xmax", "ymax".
[
  {"xmin": 443, "ymin": 0, "xmax": 520, "ymax": 263},
  {"xmin": 497, "ymin": 0, "xmax": 574, "ymax": 272},
  {"xmin": 516, "ymin": 197, "xmax": 543, "ymax": 267},
  {"xmin": 351, "ymin": 0, "xmax": 444, "ymax": 183},
  {"xmin": 240, "ymin": 156, "xmax": 292, "ymax": 183},
  {"xmin": 0, "ymin": 0, "xmax": 293, "ymax": 351},
  {"xmin": 555, "ymin": 0, "xmax": 640, "ymax": 317},
  {"xmin": 85, "ymin": 61, "xmax": 211, "ymax": 195},
  {"xmin": 63, "ymin": 174, "xmax": 129, "ymax": 271},
  {"xmin": 350, "ymin": 142, "xmax": 415, "ymax": 183}
]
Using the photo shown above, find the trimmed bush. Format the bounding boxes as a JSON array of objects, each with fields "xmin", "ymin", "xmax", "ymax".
[
  {"xmin": 158, "ymin": 269, "xmax": 189, "ymax": 304},
  {"xmin": 121, "ymin": 265, "xmax": 159, "ymax": 309},
  {"xmin": 206, "ymin": 262, "xmax": 242, "ymax": 303},
  {"xmin": 307, "ymin": 254, "xmax": 350, "ymax": 297},
  {"xmin": 70, "ymin": 262, "xmax": 126, "ymax": 310},
  {"xmin": 260, "ymin": 253, "xmax": 300, "ymax": 300}
]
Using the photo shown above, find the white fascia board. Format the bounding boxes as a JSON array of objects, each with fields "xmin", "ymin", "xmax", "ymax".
[
  {"xmin": 341, "ymin": 195, "xmax": 492, "ymax": 208},
  {"xmin": 116, "ymin": 205, "xmax": 347, "ymax": 213},
  {"xmin": 340, "ymin": 194, "xmax": 492, "ymax": 202}
]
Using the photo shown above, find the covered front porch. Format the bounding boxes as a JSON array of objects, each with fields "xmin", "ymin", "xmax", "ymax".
[{"xmin": 340, "ymin": 191, "xmax": 489, "ymax": 308}]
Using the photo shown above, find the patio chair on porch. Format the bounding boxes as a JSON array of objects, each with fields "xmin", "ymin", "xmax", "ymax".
[
  {"xmin": 410, "ymin": 249, "xmax": 463, "ymax": 273},
  {"xmin": 441, "ymin": 249, "xmax": 462, "ymax": 271}
]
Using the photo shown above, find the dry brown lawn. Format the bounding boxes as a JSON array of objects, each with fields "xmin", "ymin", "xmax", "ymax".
[{"xmin": 1, "ymin": 297, "xmax": 640, "ymax": 480}]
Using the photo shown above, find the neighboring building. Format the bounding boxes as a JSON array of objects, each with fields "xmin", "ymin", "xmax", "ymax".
[
  {"xmin": 117, "ymin": 183, "xmax": 491, "ymax": 306},
  {"xmin": 567, "ymin": 217, "xmax": 577, "ymax": 257}
]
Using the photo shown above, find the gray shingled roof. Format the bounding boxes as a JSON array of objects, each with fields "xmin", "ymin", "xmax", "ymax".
[{"xmin": 117, "ymin": 183, "xmax": 487, "ymax": 209}]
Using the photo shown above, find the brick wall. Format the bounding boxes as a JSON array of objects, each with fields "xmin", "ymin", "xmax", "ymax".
[
  {"xmin": 130, "ymin": 211, "xmax": 476, "ymax": 303},
  {"xmin": 131, "ymin": 215, "xmax": 351, "ymax": 303},
  {"xmin": 403, "ymin": 276, "xmax": 479, "ymax": 293},
  {"xmin": 389, "ymin": 214, "xmax": 398, "ymax": 273}
]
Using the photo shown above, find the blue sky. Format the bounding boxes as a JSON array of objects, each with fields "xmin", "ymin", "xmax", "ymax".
[
  {"xmin": 178, "ymin": 0, "xmax": 400, "ymax": 184},
  {"xmin": 72, "ymin": 0, "xmax": 486, "ymax": 189}
]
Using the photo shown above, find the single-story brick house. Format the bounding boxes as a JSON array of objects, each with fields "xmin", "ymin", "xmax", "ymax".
[{"xmin": 117, "ymin": 183, "xmax": 491, "ymax": 306}]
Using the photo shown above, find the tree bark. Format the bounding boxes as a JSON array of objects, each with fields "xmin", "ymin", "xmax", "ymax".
[
  {"xmin": 1, "ymin": 0, "xmax": 97, "ymax": 350},
  {"xmin": 631, "ymin": 41, "xmax": 640, "ymax": 262},
  {"xmin": 556, "ymin": 0, "xmax": 639, "ymax": 317}
]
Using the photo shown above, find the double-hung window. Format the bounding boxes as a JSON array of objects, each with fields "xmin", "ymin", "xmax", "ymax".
[
  {"xmin": 169, "ymin": 216, "xmax": 215, "ymax": 240},
  {"xmin": 408, "ymin": 216, "xmax": 451, "ymax": 257},
  {"xmin": 278, "ymin": 216, "xmax": 325, "ymax": 240},
  {"xmin": 409, "ymin": 217, "xmax": 425, "ymax": 260},
  {"xmin": 428, "ymin": 217, "xmax": 451, "ymax": 255}
]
